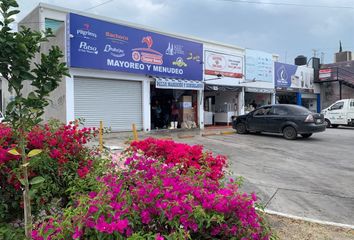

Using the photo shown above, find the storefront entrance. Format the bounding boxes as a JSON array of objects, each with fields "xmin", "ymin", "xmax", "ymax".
[
  {"xmin": 150, "ymin": 85, "xmax": 198, "ymax": 130},
  {"xmin": 204, "ymin": 86, "xmax": 240, "ymax": 126},
  {"xmin": 276, "ymin": 92, "xmax": 297, "ymax": 104},
  {"xmin": 244, "ymin": 92, "xmax": 272, "ymax": 113}
]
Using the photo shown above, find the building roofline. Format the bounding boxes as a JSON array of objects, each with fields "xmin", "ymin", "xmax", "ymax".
[
  {"xmin": 19, "ymin": 3, "xmax": 279, "ymax": 57},
  {"xmin": 27, "ymin": 3, "xmax": 254, "ymax": 53}
]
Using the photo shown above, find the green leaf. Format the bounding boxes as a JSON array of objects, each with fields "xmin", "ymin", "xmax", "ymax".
[
  {"xmin": 29, "ymin": 176, "xmax": 45, "ymax": 185},
  {"xmin": 18, "ymin": 178, "xmax": 26, "ymax": 186},
  {"xmin": 8, "ymin": 148, "xmax": 20, "ymax": 156},
  {"xmin": 27, "ymin": 149, "xmax": 42, "ymax": 158},
  {"xmin": 29, "ymin": 188, "xmax": 38, "ymax": 198}
]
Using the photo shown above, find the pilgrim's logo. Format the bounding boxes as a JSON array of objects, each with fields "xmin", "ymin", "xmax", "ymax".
[
  {"xmin": 76, "ymin": 23, "xmax": 97, "ymax": 39},
  {"xmin": 132, "ymin": 36, "xmax": 163, "ymax": 65},
  {"xmin": 276, "ymin": 65, "xmax": 290, "ymax": 87}
]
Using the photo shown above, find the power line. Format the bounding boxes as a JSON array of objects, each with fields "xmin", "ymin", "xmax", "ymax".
[
  {"xmin": 84, "ymin": 0, "xmax": 115, "ymax": 11},
  {"xmin": 216, "ymin": 0, "xmax": 354, "ymax": 10}
]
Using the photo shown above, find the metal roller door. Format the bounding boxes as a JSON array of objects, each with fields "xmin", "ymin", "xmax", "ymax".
[{"xmin": 74, "ymin": 77, "xmax": 142, "ymax": 131}]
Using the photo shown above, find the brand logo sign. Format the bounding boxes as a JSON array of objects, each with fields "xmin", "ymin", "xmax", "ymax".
[
  {"xmin": 205, "ymin": 51, "xmax": 243, "ymax": 78},
  {"xmin": 76, "ymin": 23, "xmax": 97, "ymax": 39},
  {"xmin": 68, "ymin": 13, "xmax": 203, "ymax": 81},
  {"xmin": 104, "ymin": 44, "xmax": 125, "ymax": 58},
  {"xmin": 165, "ymin": 42, "xmax": 185, "ymax": 56},
  {"xmin": 274, "ymin": 62, "xmax": 314, "ymax": 89},
  {"xmin": 79, "ymin": 41, "xmax": 98, "ymax": 54},
  {"xmin": 132, "ymin": 36, "xmax": 163, "ymax": 65}
]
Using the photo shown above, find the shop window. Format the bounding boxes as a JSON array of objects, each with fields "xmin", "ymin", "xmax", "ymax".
[{"xmin": 45, "ymin": 18, "xmax": 64, "ymax": 32}]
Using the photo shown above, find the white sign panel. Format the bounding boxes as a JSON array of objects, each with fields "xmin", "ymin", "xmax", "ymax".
[
  {"xmin": 245, "ymin": 49, "xmax": 273, "ymax": 82},
  {"xmin": 155, "ymin": 78, "xmax": 203, "ymax": 90},
  {"xmin": 205, "ymin": 51, "xmax": 243, "ymax": 78}
]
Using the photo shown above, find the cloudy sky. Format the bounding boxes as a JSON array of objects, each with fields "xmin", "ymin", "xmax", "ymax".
[{"xmin": 15, "ymin": 0, "xmax": 354, "ymax": 64}]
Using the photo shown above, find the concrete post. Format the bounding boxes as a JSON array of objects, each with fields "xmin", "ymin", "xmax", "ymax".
[
  {"xmin": 198, "ymin": 89, "xmax": 204, "ymax": 129},
  {"xmin": 142, "ymin": 79, "xmax": 151, "ymax": 131}
]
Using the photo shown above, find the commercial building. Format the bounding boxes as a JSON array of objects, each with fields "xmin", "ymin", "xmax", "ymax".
[
  {"xmin": 274, "ymin": 62, "xmax": 320, "ymax": 113},
  {"xmin": 2, "ymin": 3, "xmax": 278, "ymax": 131}
]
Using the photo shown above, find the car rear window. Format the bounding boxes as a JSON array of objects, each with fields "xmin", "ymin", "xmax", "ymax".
[
  {"xmin": 287, "ymin": 105, "xmax": 311, "ymax": 115},
  {"xmin": 269, "ymin": 106, "xmax": 289, "ymax": 115}
]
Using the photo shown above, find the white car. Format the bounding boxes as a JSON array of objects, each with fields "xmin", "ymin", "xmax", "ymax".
[
  {"xmin": 321, "ymin": 99, "xmax": 354, "ymax": 128},
  {"xmin": 0, "ymin": 111, "xmax": 4, "ymax": 123}
]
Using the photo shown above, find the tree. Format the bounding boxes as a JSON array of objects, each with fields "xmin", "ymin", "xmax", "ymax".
[{"xmin": 0, "ymin": 0, "xmax": 69, "ymax": 238}]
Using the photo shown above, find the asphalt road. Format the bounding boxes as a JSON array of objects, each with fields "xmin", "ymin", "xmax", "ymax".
[{"xmin": 179, "ymin": 128, "xmax": 354, "ymax": 226}]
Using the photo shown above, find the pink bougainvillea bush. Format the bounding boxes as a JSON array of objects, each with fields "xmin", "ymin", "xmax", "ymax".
[
  {"xmin": 129, "ymin": 138, "xmax": 227, "ymax": 180},
  {"xmin": 32, "ymin": 142, "xmax": 272, "ymax": 239},
  {"xmin": 0, "ymin": 121, "xmax": 97, "ymax": 221}
]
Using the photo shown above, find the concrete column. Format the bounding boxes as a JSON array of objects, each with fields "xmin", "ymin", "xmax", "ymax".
[
  {"xmin": 238, "ymin": 87, "xmax": 245, "ymax": 115},
  {"xmin": 142, "ymin": 80, "xmax": 151, "ymax": 131},
  {"xmin": 271, "ymin": 92, "xmax": 276, "ymax": 104},
  {"xmin": 65, "ymin": 75, "xmax": 75, "ymax": 124},
  {"xmin": 198, "ymin": 89, "xmax": 204, "ymax": 129}
]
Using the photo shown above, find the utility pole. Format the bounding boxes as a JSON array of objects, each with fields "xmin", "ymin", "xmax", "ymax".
[
  {"xmin": 321, "ymin": 52, "xmax": 325, "ymax": 64},
  {"xmin": 312, "ymin": 49, "xmax": 318, "ymax": 58}
]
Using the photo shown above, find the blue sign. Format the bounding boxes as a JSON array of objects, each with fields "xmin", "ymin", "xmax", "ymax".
[
  {"xmin": 67, "ymin": 13, "xmax": 203, "ymax": 80},
  {"xmin": 245, "ymin": 49, "xmax": 273, "ymax": 82},
  {"xmin": 274, "ymin": 62, "xmax": 298, "ymax": 87}
]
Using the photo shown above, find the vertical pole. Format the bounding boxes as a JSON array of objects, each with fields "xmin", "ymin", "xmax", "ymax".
[
  {"xmin": 339, "ymin": 81, "xmax": 342, "ymax": 100},
  {"xmin": 132, "ymin": 123, "xmax": 138, "ymax": 141},
  {"xmin": 99, "ymin": 121, "xmax": 103, "ymax": 152},
  {"xmin": 296, "ymin": 92, "xmax": 302, "ymax": 106},
  {"xmin": 316, "ymin": 93, "xmax": 321, "ymax": 113}
]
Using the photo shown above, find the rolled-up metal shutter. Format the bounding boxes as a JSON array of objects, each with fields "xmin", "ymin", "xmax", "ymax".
[{"xmin": 74, "ymin": 77, "xmax": 142, "ymax": 131}]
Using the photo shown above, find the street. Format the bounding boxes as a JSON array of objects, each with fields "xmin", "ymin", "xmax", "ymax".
[{"xmin": 173, "ymin": 128, "xmax": 354, "ymax": 226}]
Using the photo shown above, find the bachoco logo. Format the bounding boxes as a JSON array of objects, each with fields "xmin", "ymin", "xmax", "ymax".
[
  {"xmin": 76, "ymin": 23, "xmax": 97, "ymax": 39},
  {"xmin": 104, "ymin": 44, "xmax": 125, "ymax": 58},
  {"xmin": 78, "ymin": 41, "xmax": 98, "ymax": 55},
  {"xmin": 132, "ymin": 36, "xmax": 163, "ymax": 65}
]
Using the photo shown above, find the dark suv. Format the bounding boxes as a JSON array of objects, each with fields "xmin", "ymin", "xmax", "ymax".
[{"xmin": 232, "ymin": 104, "xmax": 326, "ymax": 140}]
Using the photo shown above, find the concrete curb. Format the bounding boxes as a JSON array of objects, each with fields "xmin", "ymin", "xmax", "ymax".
[
  {"xmin": 220, "ymin": 131, "xmax": 236, "ymax": 135},
  {"xmin": 177, "ymin": 134, "xmax": 195, "ymax": 139},
  {"xmin": 201, "ymin": 132, "xmax": 219, "ymax": 137},
  {"xmin": 263, "ymin": 209, "xmax": 354, "ymax": 230}
]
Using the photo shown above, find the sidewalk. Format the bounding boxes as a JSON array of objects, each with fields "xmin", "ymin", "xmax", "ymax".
[{"xmin": 97, "ymin": 126, "xmax": 236, "ymax": 149}]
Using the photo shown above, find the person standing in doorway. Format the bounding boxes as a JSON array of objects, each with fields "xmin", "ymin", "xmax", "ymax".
[
  {"xmin": 251, "ymin": 100, "xmax": 258, "ymax": 109},
  {"xmin": 170, "ymin": 101, "xmax": 179, "ymax": 129}
]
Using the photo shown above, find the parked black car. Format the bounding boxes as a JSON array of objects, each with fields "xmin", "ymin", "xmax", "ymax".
[{"xmin": 232, "ymin": 104, "xmax": 326, "ymax": 140}]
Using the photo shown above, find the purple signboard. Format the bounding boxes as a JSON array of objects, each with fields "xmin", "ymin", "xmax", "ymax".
[
  {"xmin": 67, "ymin": 13, "xmax": 203, "ymax": 80},
  {"xmin": 274, "ymin": 62, "xmax": 297, "ymax": 87}
]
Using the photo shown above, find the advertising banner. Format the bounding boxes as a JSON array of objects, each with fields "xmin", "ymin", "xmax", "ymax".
[
  {"xmin": 204, "ymin": 50, "xmax": 243, "ymax": 78},
  {"xmin": 245, "ymin": 49, "xmax": 273, "ymax": 82},
  {"xmin": 274, "ymin": 62, "xmax": 314, "ymax": 90},
  {"xmin": 67, "ymin": 13, "xmax": 203, "ymax": 80}
]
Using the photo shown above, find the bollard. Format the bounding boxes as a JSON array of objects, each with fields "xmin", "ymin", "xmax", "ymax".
[
  {"xmin": 132, "ymin": 123, "xmax": 138, "ymax": 141},
  {"xmin": 99, "ymin": 121, "xmax": 103, "ymax": 152}
]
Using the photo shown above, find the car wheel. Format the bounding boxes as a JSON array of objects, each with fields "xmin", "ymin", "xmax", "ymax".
[
  {"xmin": 301, "ymin": 133, "xmax": 312, "ymax": 138},
  {"xmin": 283, "ymin": 126, "xmax": 297, "ymax": 140},
  {"xmin": 325, "ymin": 119, "xmax": 331, "ymax": 128},
  {"xmin": 331, "ymin": 124, "xmax": 339, "ymax": 128},
  {"xmin": 236, "ymin": 123, "xmax": 247, "ymax": 134}
]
